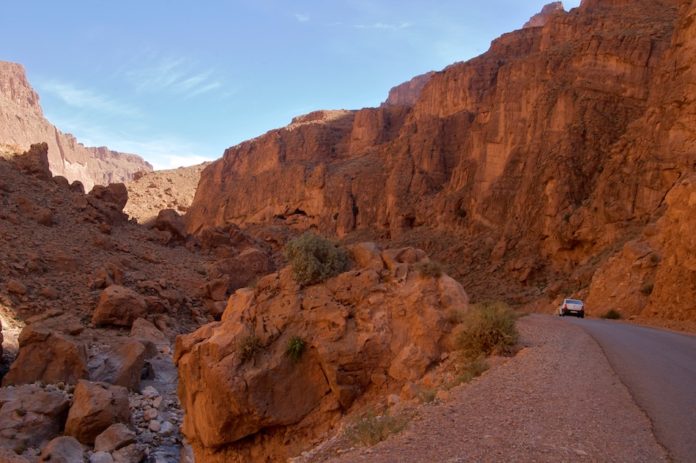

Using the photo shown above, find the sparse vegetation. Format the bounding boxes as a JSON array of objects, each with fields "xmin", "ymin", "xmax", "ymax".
[
  {"xmin": 445, "ymin": 307, "xmax": 466, "ymax": 324},
  {"xmin": 238, "ymin": 334, "xmax": 261, "ymax": 363},
  {"xmin": 418, "ymin": 388, "xmax": 437, "ymax": 404},
  {"xmin": 450, "ymin": 357, "xmax": 489, "ymax": 387},
  {"xmin": 457, "ymin": 301, "xmax": 519, "ymax": 357},
  {"xmin": 414, "ymin": 259, "xmax": 444, "ymax": 278},
  {"xmin": 284, "ymin": 233, "xmax": 349, "ymax": 286},
  {"xmin": 601, "ymin": 309, "xmax": 622, "ymax": 320},
  {"xmin": 346, "ymin": 411, "xmax": 411, "ymax": 446},
  {"xmin": 285, "ymin": 336, "xmax": 306, "ymax": 362}
]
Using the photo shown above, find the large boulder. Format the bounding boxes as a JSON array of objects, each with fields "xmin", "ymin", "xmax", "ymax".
[
  {"xmin": 90, "ymin": 340, "xmax": 146, "ymax": 390},
  {"xmin": 175, "ymin": 243, "xmax": 467, "ymax": 462},
  {"xmin": 0, "ymin": 384, "xmax": 70, "ymax": 449},
  {"xmin": 92, "ymin": 285, "xmax": 147, "ymax": 327},
  {"xmin": 65, "ymin": 380, "xmax": 130, "ymax": 445},
  {"xmin": 152, "ymin": 208, "xmax": 187, "ymax": 242},
  {"xmin": 2, "ymin": 326, "xmax": 87, "ymax": 386},
  {"xmin": 88, "ymin": 183, "xmax": 128, "ymax": 211}
]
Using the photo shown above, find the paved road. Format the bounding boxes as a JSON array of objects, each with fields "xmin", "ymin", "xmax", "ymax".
[{"xmin": 568, "ymin": 317, "xmax": 696, "ymax": 463}]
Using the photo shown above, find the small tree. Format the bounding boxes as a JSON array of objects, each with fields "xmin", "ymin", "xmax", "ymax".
[{"xmin": 285, "ymin": 233, "xmax": 349, "ymax": 286}]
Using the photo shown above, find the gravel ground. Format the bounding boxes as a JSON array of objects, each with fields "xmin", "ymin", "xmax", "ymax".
[{"xmin": 324, "ymin": 314, "xmax": 668, "ymax": 463}]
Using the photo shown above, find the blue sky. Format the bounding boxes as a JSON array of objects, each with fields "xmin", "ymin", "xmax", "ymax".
[{"xmin": 0, "ymin": 1, "xmax": 581, "ymax": 169}]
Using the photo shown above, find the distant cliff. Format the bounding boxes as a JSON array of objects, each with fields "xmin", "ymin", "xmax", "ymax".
[{"xmin": 0, "ymin": 61, "xmax": 152, "ymax": 190}]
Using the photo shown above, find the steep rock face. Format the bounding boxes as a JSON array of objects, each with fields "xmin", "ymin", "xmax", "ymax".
[
  {"xmin": 0, "ymin": 61, "xmax": 152, "ymax": 190},
  {"xmin": 382, "ymin": 71, "xmax": 435, "ymax": 106},
  {"xmin": 176, "ymin": 244, "xmax": 467, "ymax": 462},
  {"xmin": 124, "ymin": 163, "xmax": 208, "ymax": 223},
  {"xmin": 524, "ymin": 2, "xmax": 565, "ymax": 28},
  {"xmin": 186, "ymin": 0, "xmax": 696, "ymax": 321}
]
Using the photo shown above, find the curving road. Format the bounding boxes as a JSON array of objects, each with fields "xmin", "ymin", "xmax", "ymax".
[{"xmin": 568, "ymin": 317, "xmax": 696, "ymax": 463}]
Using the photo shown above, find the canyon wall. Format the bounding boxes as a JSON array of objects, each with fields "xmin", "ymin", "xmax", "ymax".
[
  {"xmin": 0, "ymin": 61, "xmax": 152, "ymax": 191},
  {"xmin": 186, "ymin": 0, "xmax": 694, "ymax": 320}
]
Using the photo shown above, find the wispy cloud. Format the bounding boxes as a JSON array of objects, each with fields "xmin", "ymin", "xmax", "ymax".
[
  {"xmin": 294, "ymin": 13, "xmax": 310, "ymax": 22},
  {"xmin": 126, "ymin": 57, "xmax": 223, "ymax": 99},
  {"xmin": 353, "ymin": 21, "xmax": 412, "ymax": 30},
  {"xmin": 39, "ymin": 81, "xmax": 142, "ymax": 118}
]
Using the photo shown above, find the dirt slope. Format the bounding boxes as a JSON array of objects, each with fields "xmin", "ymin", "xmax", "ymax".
[
  {"xmin": 311, "ymin": 315, "xmax": 667, "ymax": 463},
  {"xmin": 125, "ymin": 163, "xmax": 208, "ymax": 224}
]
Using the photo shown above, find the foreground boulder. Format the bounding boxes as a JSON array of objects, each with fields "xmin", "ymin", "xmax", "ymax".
[
  {"xmin": 175, "ymin": 243, "xmax": 467, "ymax": 462},
  {"xmin": 92, "ymin": 285, "xmax": 147, "ymax": 327},
  {"xmin": 2, "ymin": 326, "xmax": 87, "ymax": 386},
  {"xmin": 65, "ymin": 380, "xmax": 130, "ymax": 445},
  {"xmin": 0, "ymin": 384, "xmax": 70, "ymax": 450},
  {"xmin": 91, "ymin": 340, "xmax": 146, "ymax": 390}
]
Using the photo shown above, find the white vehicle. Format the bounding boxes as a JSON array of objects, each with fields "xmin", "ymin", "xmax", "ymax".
[{"xmin": 559, "ymin": 298, "xmax": 585, "ymax": 318}]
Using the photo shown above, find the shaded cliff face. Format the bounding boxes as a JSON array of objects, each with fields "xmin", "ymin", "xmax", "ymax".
[
  {"xmin": 186, "ymin": 0, "xmax": 694, "ymax": 319},
  {"xmin": 0, "ymin": 62, "xmax": 152, "ymax": 191}
]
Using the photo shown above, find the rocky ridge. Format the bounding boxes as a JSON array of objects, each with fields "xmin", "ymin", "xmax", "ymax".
[
  {"xmin": 0, "ymin": 143, "xmax": 215, "ymax": 461},
  {"xmin": 185, "ymin": 0, "xmax": 695, "ymax": 324},
  {"xmin": 0, "ymin": 61, "xmax": 152, "ymax": 191},
  {"xmin": 175, "ymin": 243, "xmax": 469, "ymax": 462}
]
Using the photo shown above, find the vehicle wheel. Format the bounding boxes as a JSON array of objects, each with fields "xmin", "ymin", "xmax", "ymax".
[{"xmin": 578, "ymin": 313, "xmax": 585, "ymax": 319}]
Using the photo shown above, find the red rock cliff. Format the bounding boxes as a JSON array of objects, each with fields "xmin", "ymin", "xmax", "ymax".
[
  {"xmin": 186, "ymin": 0, "xmax": 694, "ymax": 320},
  {"xmin": 0, "ymin": 61, "xmax": 152, "ymax": 190}
]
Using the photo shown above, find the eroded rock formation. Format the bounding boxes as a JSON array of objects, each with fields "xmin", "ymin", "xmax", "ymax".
[
  {"xmin": 186, "ymin": 0, "xmax": 695, "ymax": 322},
  {"xmin": 175, "ymin": 243, "xmax": 467, "ymax": 461},
  {"xmin": 0, "ymin": 61, "xmax": 152, "ymax": 191}
]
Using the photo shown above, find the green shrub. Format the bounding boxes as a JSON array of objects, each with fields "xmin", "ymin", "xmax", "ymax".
[
  {"xmin": 414, "ymin": 260, "xmax": 443, "ymax": 278},
  {"xmin": 457, "ymin": 301, "xmax": 518, "ymax": 357},
  {"xmin": 238, "ymin": 334, "xmax": 261, "ymax": 363},
  {"xmin": 418, "ymin": 388, "xmax": 437, "ymax": 404},
  {"xmin": 284, "ymin": 233, "xmax": 349, "ymax": 286},
  {"xmin": 286, "ymin": 336, "xmax": 306, "ymax": 362},
  {"xmin": 346, "ymin": 412, "xmax": 410, "ymax": 447},
  {"xmin": 601, "ymin": 309, "xmax": 622, "ymax": 320}
]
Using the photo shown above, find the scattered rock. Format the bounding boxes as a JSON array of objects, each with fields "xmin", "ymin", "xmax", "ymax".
[
  {"xmin": 2, "ymin": 325, "xmax": 88, "ymax": 386},
  {"xmin": 89, "ymin": 183, "xmax": 128, "ymax": 211},
  {"xmin": 152, "ymin": 209, "xmax": 187, "ymax": 242},
  {"xmin": 130, "ymin": 318, "xmax": 168, "ymax": 359},
  {"xmin": 94, "ymin": 423, "xmax": 136, "ymax": 453},
  {"xmin": 92, "ymin": 285, "xmax": 147, "ymax": 327},
  {"xmin": 5, "ymin": 279, "xmax": 27, "ymax": 295},
  {"xmin": 65, "ymin": 380, "xmax": 131, "ymax": 444},
  {"xmin": 111, "ymin": 444, "xmax": 143, "ymax": 463},
  {"xmin": 0, "ymin": 384, "xmax": 70, "ymax": 449},
  {"xmin": 91, "ymin": 340, "xmax": 146, "ymax": 390},
  {"xmin": 38, "ymin": 436, "xmax": 84, "ymax": 463},
  {"xmin": 90, "ymin": 451, "xmax": 114, "ymax": 463}
]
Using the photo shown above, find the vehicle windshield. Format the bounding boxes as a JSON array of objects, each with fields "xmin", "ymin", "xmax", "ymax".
[{"xmin": 565, "ymin": 299, "xmax": 583, "ymax": 304}]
